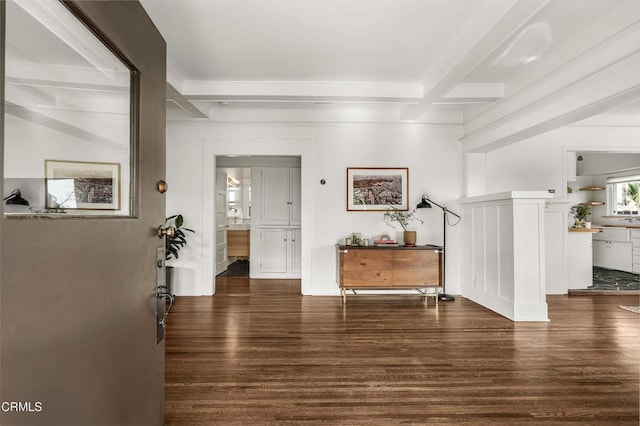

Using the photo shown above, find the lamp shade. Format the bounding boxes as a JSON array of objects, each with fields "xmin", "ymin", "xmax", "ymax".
[
  {"xmin": 416, "ymin": 196, "xmax": 432, "ymax": 209},
  {"xmin": 4, "ymin": 189, "xmax": 29, "ymax": 206}
]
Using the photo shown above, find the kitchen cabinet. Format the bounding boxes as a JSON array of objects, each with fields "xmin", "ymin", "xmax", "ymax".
[
  {"xmin": 256, "ymin": 228, "xmax": 301, "ymax": 276},
  {"xmin": 593, "ymin": 227, "xmax": 633, "ymax": 273},
  {"xmin": 250, "ymin": 166, "xmax": 302, "ymax": 278},
  {"xmin": 567, "ymin": 232, "xmax": 593, "ymax": 289},
  {"xmin": 593, "ymin": 241, "xmax": 633, "ymax": 272},
  {"xmin": 227, "ymin": 230, "xmax": 250, "ymax": 257},
  {"xmin": 593, "ymin": 240, "xmax": 632, "ymax": 272},
  {"xmin": 259, "ymin": 167, "xmax": 300, "ymax": 226},
  {"xmin": 631, "ymin": 230, "xmax": 640, "ymax": 273}
]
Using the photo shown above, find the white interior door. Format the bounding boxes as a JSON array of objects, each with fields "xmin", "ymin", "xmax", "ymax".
[{"xmin": 216, "ymin": 170, "xmax": 228, "ymax": 275}]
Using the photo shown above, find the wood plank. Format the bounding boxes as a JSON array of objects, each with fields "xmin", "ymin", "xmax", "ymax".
[{"xmin": 165, "ymin": 279, "xmax": 640, "ymax": 425}]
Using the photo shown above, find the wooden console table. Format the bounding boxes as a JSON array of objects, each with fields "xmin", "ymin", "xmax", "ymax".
[{"xmin": 335, "ymin": 244, "xmax": 443, "ymax": 304}]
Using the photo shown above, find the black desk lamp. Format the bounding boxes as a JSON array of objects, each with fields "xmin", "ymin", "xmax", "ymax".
[
  {"xmin": 416, "ymin": 195, "xmax": 460, "ymax": 301},
  {"xmin": 4, "ymin": 189, "xmax": 29, "ymax": 206}
]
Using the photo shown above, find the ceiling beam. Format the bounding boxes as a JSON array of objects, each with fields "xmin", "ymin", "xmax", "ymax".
[
  {"xmin": 400, "ymin": 0, "xmax": 550, "ymax": 121},
  {"xmin": 443, "ymin": 83, "xmax": 504, "ymax": 101},
  {"xmin": 175, "ymin": 80, "xmax": 502, "ymax": 111},
  {"xmin": 6, "ymin": 61, "xmax": 129, "ymax": 89},
  {"xmin": 7, "ymin": 76, "xmax": 128, "ymax": 94},
  {"xmin": 461, "ymin": 57, "xmax": 640, "ymax": 153},
  {"xmin": 461, "ymin": 0, "xmax": 640, "ymax": 152},
  {"xmin": 166, "ymin": 83, "xmax": 208, "ymax": 119},
  {"xmin": 5, "ymin": 102, "xmax": 124, "ymax": 151},
  {"xmin": 195, "ymin": 105, "xmax": 463, "ymax": 125},
  {"xmin": 181, "ymin": 80, "xmax": 422, "ymax": 103}
]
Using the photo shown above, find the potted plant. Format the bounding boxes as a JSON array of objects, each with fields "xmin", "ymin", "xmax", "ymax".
[
  {"xmin": 164, "ymin": 214, "xmax": 195, "ymax": 296},
  {"xmin": 570, "ymin": 203, "xmax": 591, "ymax": 228},
  {"xmin": 383, "ymin": 205, "xmax": 423, "ymax": 246}
]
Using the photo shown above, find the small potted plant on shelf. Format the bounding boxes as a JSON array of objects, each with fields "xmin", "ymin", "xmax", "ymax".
[
  {"xmin": 164, "ymin": 214, "xmax": 195, "ymax": 296},
  {"xmin": 570, "ymin": 203, "xmax": 591, "ymax": 228},
  {"xmin": 383, "ymin": 205, "xmax": 423, "ymax": 246}
]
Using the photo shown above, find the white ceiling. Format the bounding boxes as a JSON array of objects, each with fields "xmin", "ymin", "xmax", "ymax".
[
  {"xmin": 144, "ymin": 0, "xmax": 500, "ymax": 83},
  {"xmin": 140, "ymin": 0, "xmax": 640, "ymax": 141}
]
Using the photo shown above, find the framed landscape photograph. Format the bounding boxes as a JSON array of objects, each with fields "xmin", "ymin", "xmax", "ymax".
[
  {"xmin": 45, "ymin": 160, "xmax": 120, "ymax": 210},
  {"xmin": 347, "ymin": 167, "xmax": 408, "ymax": 211}
]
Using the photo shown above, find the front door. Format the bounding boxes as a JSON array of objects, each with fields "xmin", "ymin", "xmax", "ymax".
[{"xmin": 0, "ymin": 2, "xmax": 166, "ymax": 425}]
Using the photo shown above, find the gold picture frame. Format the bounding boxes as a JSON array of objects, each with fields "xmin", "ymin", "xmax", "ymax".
[{"xmin": 45, "ymin": 160, "xmax": 121, "ymax": 210}]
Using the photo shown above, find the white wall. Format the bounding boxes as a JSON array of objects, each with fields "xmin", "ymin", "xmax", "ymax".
[
  {"xmin": 576, "ymin": 153, "xmax": 640, "ymax": 176},
  {"xmin": 166, "ymin": 122, "xmax": 464, "ymax": 296},
  {"xmin": 4, "ymin": 115, "xmax": 131, "ymax": 215},
  {"xmin": 483, "ymin": 126, "xmax": 640, "ymax": 196},
  {"xmin": 481, "ymin": 126, "xmax": 640, "ymax": 226}
]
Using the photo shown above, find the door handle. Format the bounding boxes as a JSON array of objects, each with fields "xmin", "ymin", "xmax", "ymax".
[{"xmin": 157, "ymin": 225, "xmax": 175, "ymax": 238}]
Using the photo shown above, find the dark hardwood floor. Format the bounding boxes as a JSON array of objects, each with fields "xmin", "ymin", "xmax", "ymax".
[{"xmin": 165, "ymin": 277, "xmax": 640, "ymax": 425}]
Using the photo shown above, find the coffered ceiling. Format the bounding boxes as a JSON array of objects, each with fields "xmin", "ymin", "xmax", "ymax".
[{"xmin": 140, "ymin": 0, "xmax": 640, "ymax": 151}]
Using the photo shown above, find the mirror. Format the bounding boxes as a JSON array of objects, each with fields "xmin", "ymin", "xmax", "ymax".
[
  {"xmin": 224, "ymin": 168, "xmax": 251, "ymax": 223},
  {"xmin": 3, "ymin": 0, "xmax": 134, "ymax": 216}
]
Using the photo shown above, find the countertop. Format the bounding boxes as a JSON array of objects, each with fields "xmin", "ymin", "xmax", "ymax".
[
  {"xmin": 594, "ymin": 224, "xmax": 640, "ymax": 229},
  {"xmin": 336, "ymin": 244, "xmax": 444, "ymax": 250},
  {"xmin": 227, "ymin": 224, "xmax": 250, "ymax": 230}
]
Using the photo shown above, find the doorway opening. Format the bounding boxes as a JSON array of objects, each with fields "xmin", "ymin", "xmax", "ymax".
[
  {"xmin": 214, "ymin": 155, "xmax": 302, "ymax": 282},
  {"xmin": 564, "ymin": 147, "xmax": 640, "ymax": 294}
]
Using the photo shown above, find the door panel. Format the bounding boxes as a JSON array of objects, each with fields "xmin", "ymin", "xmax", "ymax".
[
  {"xmin": 290, "ymin": 167, "xmax": 301, "ymax": 225},
  {"xmin": 393, "ymin": 250, "xmax": 441, "ymax": 286},
  {"xmin": 341, "ymin": 250, "xmax": 393, "ymax": 286},
  {"xmin": 291, "ymin": 228, "xmax": 302, "ymax": 273},
  {"xmin": 261, "ymin": 167, "xmax": 290, "ymax": 225},
  {"xmin": 260, "ymin": 228, "xmax": 288, "ymax": 273},
  {"xmin": 1, "ymin": 2, "xmax": 166, "ymax": 425}
]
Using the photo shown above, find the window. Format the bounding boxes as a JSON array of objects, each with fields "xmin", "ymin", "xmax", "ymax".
[
  {"xmin": 4, "ymin": 0, "xmax": 134, "ymax": 216},
  {"xmin": 607, "ymin": 175, "xmax": 639, "ymax": 216}
]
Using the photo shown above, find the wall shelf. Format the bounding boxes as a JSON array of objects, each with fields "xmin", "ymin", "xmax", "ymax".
[
  {"xmin": 580, "ymin": 186, "xmax": 605, "ymax": 191},
  {"xmin": 584, "ymin": 201, "xmax": 605, "ymax": 206}
]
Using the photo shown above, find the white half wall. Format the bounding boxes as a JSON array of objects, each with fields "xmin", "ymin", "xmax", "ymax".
[
  {"xmin": 460, "ymin": 191, "xmax": 552, "ymax": 321},
  {"xmin": 166, "ymin": 123, "xmax": 463, "ymax": 296}
]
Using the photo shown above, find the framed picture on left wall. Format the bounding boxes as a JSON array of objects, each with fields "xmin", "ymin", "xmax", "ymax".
[{"xmin": 45, "ymin": 160, "xmax": 120, "ymax": 210}]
